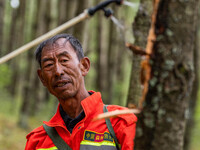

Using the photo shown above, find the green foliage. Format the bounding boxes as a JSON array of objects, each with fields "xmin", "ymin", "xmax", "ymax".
[{"xmin": 0, "ymin": 64, "xmax": 12, "ymax": 88}]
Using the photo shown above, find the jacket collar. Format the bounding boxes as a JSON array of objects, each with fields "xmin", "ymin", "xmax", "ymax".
[
  {"xmin": 81, "ymin": 91, "xmax": 103, "ymax": 118},
  {"xmin": 43, "ymin": 91, "xmax": 103, "ymax": 127}
]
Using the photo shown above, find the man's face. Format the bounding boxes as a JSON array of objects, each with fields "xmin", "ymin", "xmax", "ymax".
[{"xmin": 37, "ymin": 38, "xmax": 88, "ymax": 100}]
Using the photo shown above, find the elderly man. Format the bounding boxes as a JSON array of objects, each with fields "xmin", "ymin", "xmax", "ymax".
[{"xmin": 25, "ymin": 34, "xmax": 137, "ymax": 150}]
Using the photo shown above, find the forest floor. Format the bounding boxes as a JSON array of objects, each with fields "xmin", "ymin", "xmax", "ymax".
[
  {"xmin": 0, "ymin": 114, "xmax": 27, "ymax": 149},
  {"xmin": 0, "ymin": 113, "xmax": 45, "ymax": 150}
]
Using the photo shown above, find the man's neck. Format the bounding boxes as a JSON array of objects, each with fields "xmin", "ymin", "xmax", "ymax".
[{"xmin": 59, "ymin": 91, "xmax": 90, "ymax": 118}]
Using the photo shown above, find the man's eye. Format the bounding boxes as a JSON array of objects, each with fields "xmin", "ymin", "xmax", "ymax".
[
  {"xmin": 61, "ymin": 59, "xmax": 68, "ymax": 63},
  {"xmin": 44, "ymin": 64, "xmax": 53, "ymax": 68}
]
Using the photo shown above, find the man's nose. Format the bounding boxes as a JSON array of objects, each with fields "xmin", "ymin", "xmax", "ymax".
[{"xmin": 54, "ymin": 63, "xmax": 64, "ymax": 77}]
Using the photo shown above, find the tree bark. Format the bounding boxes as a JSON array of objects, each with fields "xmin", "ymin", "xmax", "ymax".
[
  {"xmin": 127, "ymin": 55, "xmax": 142, "ymax": 108},
  {"xmin": 127, "ymin": 0, "xmax": 152, "ymax": 108},
  {"xmin": 132, "ymin": 0, "xmax": 199, "ymax": 150},
  {"xmin": 184, "ymin": 4, "xmax": 200, "ymax": 149}
]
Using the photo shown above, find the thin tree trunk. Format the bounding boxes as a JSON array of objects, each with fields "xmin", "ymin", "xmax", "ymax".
[
  {"xmin": 58, "ymin": 0, "xmax": 68, "ymax": 25},
  {"xmin": 31, "ymin": 0, "xmax": 53, "ymax": 115},
  {"xmin": 0, "ymin": 0, "xmax": 5, "ymax": 56},
  {"xmin": 4, "ymin": 0, "xmax": 26, "ymax": 103},
  {"xmin": 107, "ymin": 20, "xmax": 115, "ymax": 104},
  {"xmin": 96, "ymin": 6, "xmax": 105, "ymax": 94},
  {"xmin": 73, "ymin": 0, "xmax": 88, "ymax": 42},
  {"xmin": 6, "ymin": 7, "xmax": 20, "ymax": 97},
  {"xmin": 65, "ymin": 0, "xmax": 78, "ymax": 34},
  {"xmin": 1, "ymin": 1, "xmax": 13, "ymax": 56},
  {"xmin": 10, "ymin": 0, "xmax": 27, "ymax": 97},
  {"xmin": 126, "ymin": 55, "xmax": 142, "ymax": 108},
  {"xmin": 29, "ymin": 0, "xmax": 43, "ymax": 116},
  {"xmin": 18, "ymin": 50, "xmax": 33, "ymax": 128}
]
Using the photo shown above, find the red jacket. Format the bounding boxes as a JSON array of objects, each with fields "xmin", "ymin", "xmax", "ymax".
[{"xmin": 25, "ymin": 92, "xmax": 137, "ymax": 150}]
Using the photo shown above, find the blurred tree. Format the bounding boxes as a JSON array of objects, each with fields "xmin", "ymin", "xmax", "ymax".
[
  {"xmin": 9, "ymin": 0, "xmax": 26, "ymax": 97},
  {"xmin": 96, "ymin": 0, "xmax": 106, "ymax": 97},
  {"xmin": 29, "ymin": 0, "xmax": 51, "ymax": 116},
  {"xmin": 107, "ymin": 6, "xmax": 118, "ymax": 105},
  {"xmin": 65, "ymin": 0, "xmax": 78, "ymax": 34},
  {"xmin": 129, "ymin": 0, "xmax": 199, "ymax": 150},
  {"xmin": 0, "ymin": 0, "xmax": 5, "ymax": 56},
  {"xmin": 2, "ymin": 0, "xmax": 26, "ymax": 97},
  {"xmin": 73, "ymin": 0, "xmax": 89, "ymax": 42}
]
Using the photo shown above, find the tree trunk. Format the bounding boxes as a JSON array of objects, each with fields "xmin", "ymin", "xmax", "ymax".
[
  {"xmin": 4, "ymin": 0, "xmax": 26, "ymax": 102},
  {"xmin": 184, "ymin": 5, "xmax": 200, "ymax": 149},
  {"xmin": 132, "ymin": 0, "xmax": 199, "ymax": 150},
  {"xmin": 10, "ymin": 0, "xmax": 27, "ymax": 97},
  {"xmin": 126, "ymin": 55, "xmax": 142, "ymax": 108},
  {"xmin": 96, "ymin": 5, "xmax": 105, "ymax": 95},
  {"xmin": 127, "ymin": 0, "xmax": 151, "ymax": 108},
  {"xmin": 29, "ymin": 0, "xmax": 45, "ymax": 116},
  {"xmin": 106, "ymin": 19, "xmax": 115, "ymax": 104},
  {"xmin": 18, "ymin": 50, "xmax": 33, "ymax": 128},
  {"xmin": 0, "ymin": 0, "xmax": 5, "ymax": 56},
  {"xmin": 58, "ymin": 0, "xmax": 68, "ymax": 25},
  {"xmin": 65, "ymin": 0, "xmax": 78, "ymax": 34},
  {"xmin": 72, "ymin": 0, "xmax": 89, "ymax": 42}
]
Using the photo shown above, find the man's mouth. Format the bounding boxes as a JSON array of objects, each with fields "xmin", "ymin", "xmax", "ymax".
[
  {"xmin": 54, "ymin": 80, "xmax": 71, "ymax": 88},
  {"xmin": 56, "ymin": 82, "xmax": 67, "ymax": 87}
]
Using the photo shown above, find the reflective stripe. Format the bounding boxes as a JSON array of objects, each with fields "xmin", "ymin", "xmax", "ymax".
[
  {"xmin": 80, "ymin": 144, "xmax": 118, "ymax": 150},
  {"xmin": 81, "ymin": 140, "xmax": 116, "ymax": 147},
  {"xmin": 36, "ymin": 146, "xmax": 57, "ymax": 150}
]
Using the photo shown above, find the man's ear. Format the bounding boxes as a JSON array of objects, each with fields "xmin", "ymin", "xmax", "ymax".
[
  {"xmin": 80, "ymin": 57, "xmax": 90, "ymax": 76},
  {"xmin": 37, "ymin": 69, "xmax": 47, "ymax": 87}
]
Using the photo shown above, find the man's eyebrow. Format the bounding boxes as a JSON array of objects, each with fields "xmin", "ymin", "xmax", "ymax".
[
  {"xmin": 41, "ymin": 51, "xmax": 69, "ymax": 63},
  {"xmin": 57, "ymin": 51, "xmax": 69, "ymax": 57},
  {"xmin": 42, "ymin": 58, "xmax": 54, "ymax": 63}
]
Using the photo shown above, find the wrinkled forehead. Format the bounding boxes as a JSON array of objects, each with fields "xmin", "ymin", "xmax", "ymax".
[{"xmin": 42, "ymin": 38, "xmax": 69, "ymax": 51}]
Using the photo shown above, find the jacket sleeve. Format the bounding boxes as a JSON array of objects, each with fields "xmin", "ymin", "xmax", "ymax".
[
  {"xmin": 112, "ymin": 112, "xmax": 137, "ymax": 150},
  {"xmin": 117, "ymin": 120, "xmax": 137, "ymax": 150},
  {"xmin": 25, "ymin": 126, "xmax": 46, "ymax": 150},
  {"xmin": 25, "ymin": 132, "xmax": 38, "ymax": 150}
]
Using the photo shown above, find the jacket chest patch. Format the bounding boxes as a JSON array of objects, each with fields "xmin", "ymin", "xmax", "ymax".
[{"xmin": 83, "ymin": 130, "xmax": 114, "ymax": 143}]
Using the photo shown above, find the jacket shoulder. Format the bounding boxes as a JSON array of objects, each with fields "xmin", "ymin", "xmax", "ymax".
[
  {"xmin": 106, "ymin": 105, "xmax": 137, "ymax": 125},
  {"xmin": 25, "ymin": 125, "xmax": 49, "ymax": 150},
  {"xmin": 26, "ymin": 125, "xmax": 46, "ymax": 139}
]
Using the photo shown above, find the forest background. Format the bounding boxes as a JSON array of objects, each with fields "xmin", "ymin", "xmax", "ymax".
[{"xmin": 0, "ymin": 0, "xmax": 199, "ymax": 150}]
